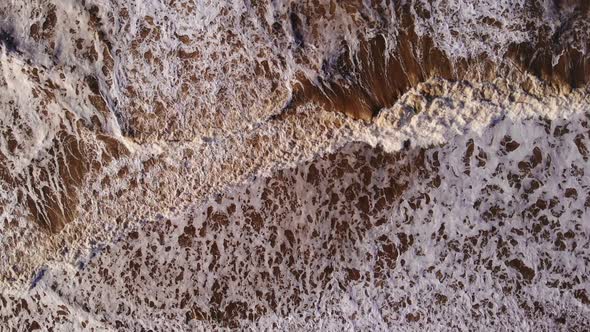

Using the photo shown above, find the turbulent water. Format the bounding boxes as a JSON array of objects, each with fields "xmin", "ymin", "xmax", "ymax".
[{"xmin": 0, "ymin": 0, "xmax": 589, "ymax": 330}]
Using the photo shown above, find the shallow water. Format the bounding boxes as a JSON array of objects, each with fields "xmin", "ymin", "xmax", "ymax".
[{"xmin": 0, "ymin": 0, "xmax": 589, "ymax": 330}]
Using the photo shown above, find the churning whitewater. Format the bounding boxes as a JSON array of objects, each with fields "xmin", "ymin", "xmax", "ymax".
[{"xmin": 0, "ymin": 0, "xmax": 589, "ymax": 330}]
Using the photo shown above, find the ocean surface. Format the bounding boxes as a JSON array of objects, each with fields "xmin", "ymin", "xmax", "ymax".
[{"xmin": 0, "ymin": 0, "xmax": 589, "ymax": 330}]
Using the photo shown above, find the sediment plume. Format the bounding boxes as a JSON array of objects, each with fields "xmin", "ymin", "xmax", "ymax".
[{"xmin": 0, "ymin": 0, "xmax": 589, "ymax": 330}]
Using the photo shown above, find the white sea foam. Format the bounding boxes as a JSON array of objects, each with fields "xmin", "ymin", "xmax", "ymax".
[{"xmin": 0, "ymin": 0, "xmax": 589, "ymax": 329}]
